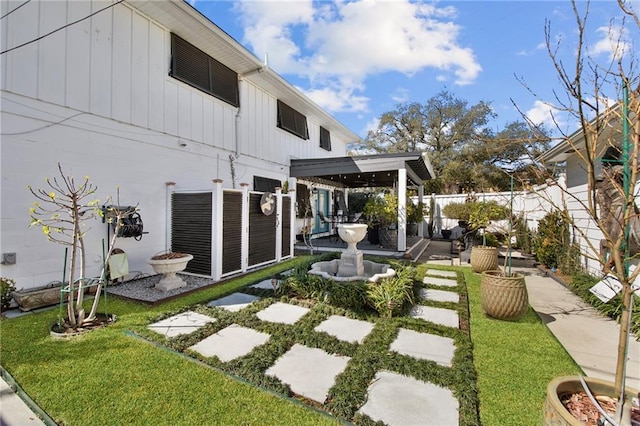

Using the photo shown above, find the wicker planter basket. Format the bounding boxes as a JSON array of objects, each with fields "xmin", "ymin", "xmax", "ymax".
[
  {"xmin": 481, "ymin": 270, "xmax": 528, "ymax": 320},
  {"xmin": 543, "ymin": 376, "xmax": 639, "ymax": 425},
  {"xmin": 470, "ymin": 246, "xmax": 498, "ymax": 273}
]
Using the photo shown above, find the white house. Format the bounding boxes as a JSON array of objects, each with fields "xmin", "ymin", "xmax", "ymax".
[
  {"xmin": 0, "ymin": 0, "xmax": 361, "ymax": 290},
  {"xmin": 537, "ymin": 105, "xmax": 639, "ymax": 275}
]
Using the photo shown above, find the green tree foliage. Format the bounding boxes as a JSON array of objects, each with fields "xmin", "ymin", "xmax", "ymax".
[{"xmin": 354, "ymin": 90, "xmax": 551, "ymax": 194}]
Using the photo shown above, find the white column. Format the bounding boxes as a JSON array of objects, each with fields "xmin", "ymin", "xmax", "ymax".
[
  {"xmin": 240, "ymin": 183, "xmax": 250, "ymax": 272},
  {"xmin": 398, "ymin": 168, "xmax": 407, "ymax": 251},
  {"xmin": 165, "ymin": 182, "xmax": 175, "ymax": 252},
  {"xmin": 288, "ymin": 184, "xmax": 296, "ymax": 258},
  {"xmin": 418, "ymin": 184, "xmax": 425, "ymax": 237},
  {"xmin": 211, "ymin": 179, "xmax": 224, "ymax": 281},
  {"xmin": 275, "ymin": 187, "xmax": 283, "ymax": 262}
]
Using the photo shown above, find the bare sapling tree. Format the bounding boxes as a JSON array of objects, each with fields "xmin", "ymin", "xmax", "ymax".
[
  {"xmin": 522, "ymin": 0, "xmax": 639, "ymax": 406},
  {"xmin": 29, "ymin": 163, "xmax": 132, "ymax": 329}
]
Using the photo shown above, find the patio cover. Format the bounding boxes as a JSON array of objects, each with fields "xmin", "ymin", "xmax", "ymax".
[{"xmin": 289, "ymin": 152, "xmax": 435, "ymax": 188}]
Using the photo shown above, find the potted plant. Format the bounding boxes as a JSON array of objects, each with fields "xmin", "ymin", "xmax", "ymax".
[
  {"xmin": 363, "ymin": 193, "xmax": 398, "ymax": 248},
  {"xmin": 467, "ymin": 201, "xmax": 507, "ymax": 272},
  {"xmin": 406, "ymin": 201, "xmax": 427, "ymax": 236}
]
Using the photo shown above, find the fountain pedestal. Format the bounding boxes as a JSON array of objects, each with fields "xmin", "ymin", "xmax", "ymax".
[
  {"xmin": 338, "ymin": 251, "xmax": 364, "ymax": 277},
  {"xmin": 337, "ymin": 224, "xmax": 367, "ymax": 277}
]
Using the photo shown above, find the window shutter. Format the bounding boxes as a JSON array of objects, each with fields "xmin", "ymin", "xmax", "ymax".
[
  {"xmin": 320, "ymin": 126, "xmax": 331, "ymax": 151},
  {"xmin": 170, "ymin": 34, "xmax": 239, "ymax": 107},
  {"xmin": 277, "ymin": 100, "xmax": 309, "ymax": 140}
]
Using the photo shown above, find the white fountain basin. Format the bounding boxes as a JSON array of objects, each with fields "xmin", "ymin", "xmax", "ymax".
[
  {"xmin": 309, "ymin": 260, "xmax": 396, "ymax": 283},
  {"xmin": 337, "ymin": 223, "xmax": 367, "ymax": 252}
]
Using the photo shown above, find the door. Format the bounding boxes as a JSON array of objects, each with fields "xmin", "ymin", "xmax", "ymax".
[{"xmin": 314, "ymin": 189, "xmax": 330, "ymax": 233}]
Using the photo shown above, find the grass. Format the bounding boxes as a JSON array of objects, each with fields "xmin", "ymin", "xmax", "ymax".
[
  {"xmin": 454, "ymin": 266, "xmax": 582, "ymax": 425},
  {"xmin": 1, "ymin": 257, "xmax": 582, "ymax": 425}
]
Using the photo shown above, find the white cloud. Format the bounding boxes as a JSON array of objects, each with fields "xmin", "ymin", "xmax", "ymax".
[
  {"xmin": 303, "ymin": 85, "xmax": 369, "ymax": 113},
  {"xmin": 589, "ymin": 24, "xmax": 630, "ymax": 61},
  {"xmin": 525, "ymin": 100, "xmax": 563, "ymax": 129},
  {"xmin": 234, "ymin": 0, "xmax": 481, "ymax": 112}
]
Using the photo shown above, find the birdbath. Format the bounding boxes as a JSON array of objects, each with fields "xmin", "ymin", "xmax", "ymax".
[
  {"xmin": 337, "ymin": 223, "xmax": 367, "ymax": 277},
  {"xmin": 148, "ymin": 253, "xmax": 193, "ymax": 292}
]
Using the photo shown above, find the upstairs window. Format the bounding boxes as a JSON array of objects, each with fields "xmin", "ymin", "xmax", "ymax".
[
  {"xmin": 320, "ymin": 126, "xmax": 332, "ymax": 151},
  {"xmin": 170, "ymin": 34, "xmax": 239, "ymax": 107},
  {"xmin": 277, "ymin": 100, "xmax": 309, "ymax": 140}
]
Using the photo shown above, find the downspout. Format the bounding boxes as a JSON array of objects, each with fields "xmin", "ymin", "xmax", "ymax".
[{"xmin": 233, "ymin": 62, "xmax": 267, "ymax": 188}]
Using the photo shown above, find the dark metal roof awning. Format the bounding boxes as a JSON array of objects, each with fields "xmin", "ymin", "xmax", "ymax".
[{"xmin": 290, "ymin": 152, "xmax": 435, "ymax": 188}]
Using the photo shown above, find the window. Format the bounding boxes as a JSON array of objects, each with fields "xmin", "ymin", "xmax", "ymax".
[
  {"xmin": 277, "ymin": 100, "xmax": 309, "ymax": 140},
  {"xmin": 254, "ymin": 176, "xmax": 281, "ymax": 193},
  {"xmin": 170, "ymin": 34, "xmax": 239, "ymax": 107},
  {"xmin": 320, "ymin": 126, "xmax": 331, "ymax": 151}
]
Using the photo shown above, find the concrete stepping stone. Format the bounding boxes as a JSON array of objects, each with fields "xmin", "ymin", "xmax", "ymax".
[
  {"xmin": 419, "ymin": 288, "xmax": 459, "ymax": 304},
  {"xmin": 358, "ymin": 371, "xmax": 459, "ymax": 426},
  {"xmin": 423, "ymin": 276, "xmax": 457, "ymax": 287},
  {"xmin": 256, "ymin": 302, "xmax": 309, "ymax": 324},
  {"xmin": 207, "ymin": 292, "xmax": 261, "ymax": 312},
  {"xmin": 426, "ymin": 269, "xmax": 457, "ymax": 278},
  {"xmin": 390, "ymin": 328, "xmax": 455, "ymax": 367},
  {"xmin": 266, "ymin": 343, "xmax": 350, "ymax": 403},
  {"xmin": 250, "ymin": 279, "xmax": 280, "ymax": 290},
  {"xmin": 314, "ymin": 315, "xmax": 375, "ymax": 344},
  {"xmin": 188, "ymin": 324, "xmax": 270, "ymax": 362},
  {"xmin": 410, "ymin": 305, "xmax": 459, "ymax": 328},
  {"xmin": 148, "ymin": 311, "xmax": 216, "ymax": 338}
]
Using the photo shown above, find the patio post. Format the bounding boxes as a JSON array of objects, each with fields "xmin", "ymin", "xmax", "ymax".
[
  {"xmin": 275, "ymin": 187, "xmax": 283, "ymax": 262},
  {"xmin": 240, "ymin": 182, "xmax": 250, "ymax": 272},
  {"xmin": 418, "ymin": 184, "xmax": 424, "ymax": 237},
  {"xmin": 288, "ymin": 178, "xmax": 297, "ymax": 258},
  {"xmin": 398, "ymin": 168, "xmax": 407, "ymax": 251},
  {"xmin": 211, "ymin": 179, "xmax": 224, "ymax": 281}
]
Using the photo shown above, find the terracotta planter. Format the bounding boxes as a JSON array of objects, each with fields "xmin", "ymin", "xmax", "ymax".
[
  {"xmin": 543, "ymin": 376, "xmax": 639, "ymax": 425},
  {"xmin": 481, "ymin": 270, "xmax": 528, "ymax": 320},
  {"xmin": 470, "ymin": 246, "xmax": 498, "ymax": 273}
]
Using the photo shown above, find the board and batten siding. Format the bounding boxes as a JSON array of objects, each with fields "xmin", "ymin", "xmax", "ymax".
[{"xmin": 0, "ymin": 0, "xmax": 348, "ymax": 166}]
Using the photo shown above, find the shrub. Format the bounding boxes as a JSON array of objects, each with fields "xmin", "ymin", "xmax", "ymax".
[
  {"xmin": 443, "ymin": 201, "xmax": 507, "ymax": 229},
  {"xmin": 365, "ymin": 264, "xmax": 416, "ymax": 317},
  {"xmin": 1, "ymin": 277, "xmax": 16, "ymax": 310},
  {"xmin": 533, "ymin": 210, "xmax": 571, "ymax": 269}
]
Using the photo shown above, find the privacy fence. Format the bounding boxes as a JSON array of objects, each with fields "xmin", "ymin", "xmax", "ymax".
[{"xmin": 171, "ymin": 181, "xmax": 294, "ymax": 281}]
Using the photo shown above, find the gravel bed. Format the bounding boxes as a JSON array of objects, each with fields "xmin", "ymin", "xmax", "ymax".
[{"xmin": 107, "ymin": 274, "xmax": 216, "ymax": 303}]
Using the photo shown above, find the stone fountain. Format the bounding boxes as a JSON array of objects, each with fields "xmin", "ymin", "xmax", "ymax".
[{"xmin": 309, "ymin": 223, "xmax": 396, "ymax": 282}]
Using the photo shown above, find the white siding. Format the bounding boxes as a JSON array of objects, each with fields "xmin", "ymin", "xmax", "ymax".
[{"xmin": 0, "ymin": 0, "xmax": 354, "ymax": 290}]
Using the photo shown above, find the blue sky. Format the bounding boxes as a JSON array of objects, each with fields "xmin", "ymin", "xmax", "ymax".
[{"xmin": 190, "ymin": 1, "xmax": 638, "ymax": 140}]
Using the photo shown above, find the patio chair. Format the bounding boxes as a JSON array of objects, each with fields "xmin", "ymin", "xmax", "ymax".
[{"xmin": 318, "ymin": 211, "xmax": 339, "ymax": 242}]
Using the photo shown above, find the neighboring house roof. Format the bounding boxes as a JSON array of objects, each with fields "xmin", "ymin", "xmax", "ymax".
[
  {"xmin": 537, "ymin": 103, "xmax": 627, "ymax": 165},
  {"xmin": 290, "ymin": 152, "xmax": 435, "ymax": 188},
  {"xmin": 128, "ymin": 0, "xmax": 360, "ymax": 145}
]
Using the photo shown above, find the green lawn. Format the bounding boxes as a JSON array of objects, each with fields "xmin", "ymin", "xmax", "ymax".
[
  {"xmin": 1, "ymin": 258, "xmax": 580, "ymax": 425},
  {"xmin": 451, "ymin": 266, "xmax": 581, "ymax": 425}
]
